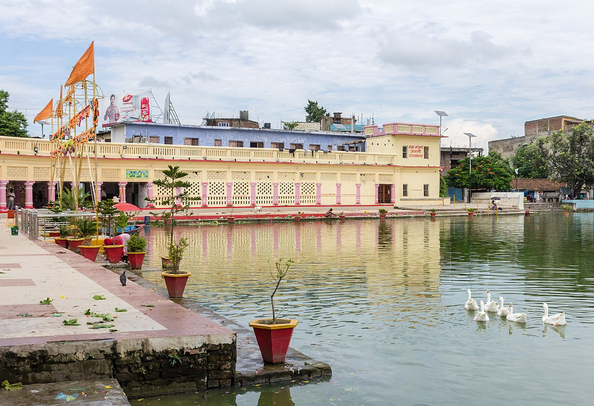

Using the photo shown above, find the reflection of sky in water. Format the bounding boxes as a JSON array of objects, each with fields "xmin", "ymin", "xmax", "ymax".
[{"xmin": 143, "ymin": 214, "xmax": 594, "ymax": 405}]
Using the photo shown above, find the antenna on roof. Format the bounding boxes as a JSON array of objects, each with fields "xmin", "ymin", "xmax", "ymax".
[{"xmin": 164, "ymin": 92, "xmax": 181, "ymax": 125}]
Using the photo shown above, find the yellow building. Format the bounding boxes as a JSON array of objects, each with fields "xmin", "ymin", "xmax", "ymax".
[{"xmin": 0, "ymin": 122, "xmax": 442, "ymax": 211}]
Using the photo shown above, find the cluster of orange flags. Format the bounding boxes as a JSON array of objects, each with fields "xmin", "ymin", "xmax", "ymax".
[{"xmin": 34, "ymin": 42, "xmax": 94, "ymax": 124}]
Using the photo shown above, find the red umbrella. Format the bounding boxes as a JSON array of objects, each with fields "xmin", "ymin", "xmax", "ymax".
[{"xmin": 114, "ymin": 202, "xmax": 141, "ymax": 212}]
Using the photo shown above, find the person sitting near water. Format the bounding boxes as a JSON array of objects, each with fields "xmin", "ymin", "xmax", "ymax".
[{"xmin": 325, "ymin": 208, "xmax": 336, "ymax": 218}]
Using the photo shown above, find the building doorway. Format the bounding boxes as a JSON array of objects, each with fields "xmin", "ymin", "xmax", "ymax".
[{"xmin": 378, "ymin": 184, "xmax": 392, "ymax": 204}]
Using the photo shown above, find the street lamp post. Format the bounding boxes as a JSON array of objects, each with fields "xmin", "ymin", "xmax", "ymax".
[
  {"xmin": 435, "ymin": 111, "xmax": 448, "ymax": 169},
  {"xmin": 464, "ymin": 133, "xmax": 477, "ymax": 203},
  {"xmin": 37, "ymin": 120, "xmax": 48, "ymax": 138}
]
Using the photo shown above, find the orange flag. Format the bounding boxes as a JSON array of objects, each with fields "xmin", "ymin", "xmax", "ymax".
[
  {"xmin": 34, "ymin": 99, "xmax": 53, "ymax": 122},
  {"xmin": 64, "ymin": 41, "xmax": 94, "ymax": 86},
  {"xmin": 56, "ymin": 86, "xmax": 63, "ymax": 118}
]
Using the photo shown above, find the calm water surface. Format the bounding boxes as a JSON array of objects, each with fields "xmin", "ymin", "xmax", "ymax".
[{"xmin": 142, "ymin": 213, "xmax": 594, "ymax": 405}]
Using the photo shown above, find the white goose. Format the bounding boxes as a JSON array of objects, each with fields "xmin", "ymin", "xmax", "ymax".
[
  {"xmin": 497, "ymin": 296, "xmax": 510, "ymax": 317},
  {"xmin": 506, "ymin": 303, "xmax": 527, "ymax": 323},
  {"xmin": 474, "ymin": 300, "xmax": 489, "ymax": 322},
  {"xmin": 542, "ymin": 303, "xmax": 567, "ymax": 326},
  {"xmin": 485, "ymin": 290, "xmax": 499, "ymax": 313},
  {"xmin": 465, "ymin": 289, "xmax": 479, "ymax": 311}
]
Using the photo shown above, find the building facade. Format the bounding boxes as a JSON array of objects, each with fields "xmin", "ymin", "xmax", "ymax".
[{"xmin": 0, "ymin": 121, "xmax": 441, "ymax": 211}]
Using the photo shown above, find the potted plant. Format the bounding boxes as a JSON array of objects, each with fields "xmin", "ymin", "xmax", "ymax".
[
  {"xmin": 66, "ymin": 220, "xmax": 85, "ymax": 253},
  {"xmin": 429, "ymin": 209, "xmax": 436, "ymax": 218},
  {"xmin": 468, "ymin": 208, "xmax": 475, "ymax": 217},
  {"xmin": 76, "ymin": 218, "xmax": 100, "ymax": 261},
  {"xmin": 127, "ymin": 233, "xmax": 147, "ymax": 270},
  {"xmin": 561, "ymin": 204, "xmax": 572, "ymax": 216},
  {"xmin": 54, "ymin": 225, "xmax": 71, "ymax": 248},
  {"xmin": 294, "ymin": 212, "xmax": 302, "ymax": 222},
  {"xmin": 147, "ymin": 165, "xmax": 199, "ymax": 298},
  {"xmin": 249, "ymin": 258, "xmax": 298, "ymax": 364},
  {"xmin": 379, "ymin": 208, "xmax": 388, "ymax": 218},
  {"xmin": 338, "ymin": 211, "xmax": 345, "ymax": 220},
  {"xmin": 227, "ymin": 203, "xmax": 235, "ymax": 223},
  {"xmin": 98, "ymin": 199, "xmax": 118, "ymax": 237}
]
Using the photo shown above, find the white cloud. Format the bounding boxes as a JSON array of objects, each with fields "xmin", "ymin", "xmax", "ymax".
[{"xmin": 2, "ymin": 0, "xmax": 594, "ymax": 149}]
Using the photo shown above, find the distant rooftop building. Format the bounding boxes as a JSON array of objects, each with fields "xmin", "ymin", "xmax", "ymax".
[
  {"xmin": 202, "ymin": 110, "xmax": 259, "ymax": 129},
  {"xmin": 489, "ymin": 115, "xmax": 586, "ymax": 160}
]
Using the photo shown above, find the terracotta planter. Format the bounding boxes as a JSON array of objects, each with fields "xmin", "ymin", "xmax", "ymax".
[
  {"xmin": 227, "ymin": 217, "xmax": 235, "ymax": 223},
  {"xmin": 339, "ymin": 215, "xmax": 345, "ymax": 220},
  {"xmin": 79, "ymin": 245, "xmax": 101, "ymax": 262},
  {"xmin": 104, "ymin": 245, "xmax": 125, "ymax": 263},
  {"xmin": 47, "ymin": 231, "xmax": 61, "ymax": 238},
  {"xmin": 67, "ymin": 238, "xmax": 85, "ymax": 253},
  {"xmin": 54, "ymin": 237, "xmax": 69, "ymax": 248},
  {"xmin": 379, "ymin": 213, "xmax": 387, "ymax": 219},
  {"xmin": 162, "ymin": 271, "xmax": 191, "ymax": 298},
  {"xmin": 563, "ymin": 212, "xmax": 569, "ymax": 217},
  {"xmin": 249, "ymin": 319, "xmax": 299, "ymax": 364},
  {"xmin": 128, "ymin": 252, "xmax": 146, "ymax": 270},
  {"xmin": 468, "ymin": 212, "xmax": 474, "ymax": 217},
  {"xmin": 430, "ymin": 212, "xmax": 436, "ymax": 217}
]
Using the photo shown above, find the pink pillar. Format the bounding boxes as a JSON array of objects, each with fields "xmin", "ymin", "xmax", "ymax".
[
  {"xmin": 201, "ymin": 182, "xmax": 208, "ymax": 207},
  {"xmin": 226, "ymin": 182, "xmax": 233, "ymax": 206},
  {"xmin": 273, "ymin": 183, "xmax": 279, "ymax": 206},
  {"xmin": 118, "ymin": 182, "xmax": 127, "ymax": 203},
  {"xmin": 356, "ymin": 183, "xmax": 361, "ymax": 205},
  {"xmin": 0, "ymin": 180, "xmax": 7, "ymax": 212},
  {"xmin": 96, "ymin": 181, "xmax": 103, "ymax": 202},
  {"xmin": 336, "ymin": 183, "xmax": 342, "ymax": 205},
  {"xmin": 25, "ymin": 181, "xmax": 34, "ymax": 209},
  {"xmin": 48, "ymin": 181, "xmax": 57, "ymax": 202},
  {"xmin": 316, "ymin": 183, "xmax": 322, "ymax": 205},
  {"xmin": 295, "ymin": 183, "xmax": 301, "ymax": 205},
  {"xmin": 391, "ymin": 184, "xmax": 396, "ymax": 204},
  {"xmin": 146, "ymin": 182, "xmax": 155, "ymax": 208},
  {"xmin": 250, "ymin": 182, "xmax": 257, "ymax": 206},
  {"xmin": 375, "ymin": 184, "xmax": 379, "ymax": 204}
]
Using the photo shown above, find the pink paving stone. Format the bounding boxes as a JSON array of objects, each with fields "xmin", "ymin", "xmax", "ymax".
[
  {"xmin": 0, "ymin": 263, "xmax": 21, "ymax": 268},
  {"xmin": 0, "ymin": 304, "xmax": 59, "ymax": 319},
  {"xmin": 0, "ymin": 279, "xmax": 35, "ymax": 287}
]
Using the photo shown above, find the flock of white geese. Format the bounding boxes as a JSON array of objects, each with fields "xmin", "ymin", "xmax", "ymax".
[{"xmin": 465, "ymin": 289, "xmax": 567, "ymax": 326}]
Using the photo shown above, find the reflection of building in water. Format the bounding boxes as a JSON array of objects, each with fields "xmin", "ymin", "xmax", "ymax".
[{"xmin": 149, "ymin": 220, "xmax": 442, "ymax": 304}]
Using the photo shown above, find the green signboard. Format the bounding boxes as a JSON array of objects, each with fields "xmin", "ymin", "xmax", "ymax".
[{"xmin": 126, "ymin": 170, "xmax": 148, "ymax": 180}]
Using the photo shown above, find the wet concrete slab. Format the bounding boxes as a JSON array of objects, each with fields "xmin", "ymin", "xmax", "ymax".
[{"xmin": 0, "ymin": 379, "xmax": 130, "ymax": 405}]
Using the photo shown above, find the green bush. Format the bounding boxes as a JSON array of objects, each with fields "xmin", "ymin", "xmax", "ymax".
[{"xmin": 127, "ymin": 233, "xmax": 147, "ymax": 253}]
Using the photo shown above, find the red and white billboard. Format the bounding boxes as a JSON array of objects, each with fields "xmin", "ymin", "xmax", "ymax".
[{"xmin": 102, "ymin": 90, "xmax": 153, "ymax": 127}]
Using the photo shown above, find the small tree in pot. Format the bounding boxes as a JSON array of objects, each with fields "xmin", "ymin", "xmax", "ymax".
[
  {"xmin": 249, "ymin": 258, "xmax": 299, "ymax": 364},
  {"xmin": 76, "ymin": 218, "xmax": 100, "ymax": 261},
  {"xmin": 127, "ymin": 233, "xmax": 148, "ymax": 270},
  {"xmin": 147, "ymin": 165, "xmax": 199, "ymax": 298}
]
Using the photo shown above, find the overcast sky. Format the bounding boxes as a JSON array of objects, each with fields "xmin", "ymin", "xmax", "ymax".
[{"xmin": 2, "ymin": 0, "xmax": 594, "ymax": 151}]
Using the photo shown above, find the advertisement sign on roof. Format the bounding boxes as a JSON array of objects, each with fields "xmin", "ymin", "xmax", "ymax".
[{"xmin": 103, "ymin": 89, "xmax": 153, "ymax": 127}]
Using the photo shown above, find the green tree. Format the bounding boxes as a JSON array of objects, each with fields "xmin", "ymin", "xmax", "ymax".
[
  {"xmin": 282, "ymin": 121, "xmax": 299, "ymax": 131},
  {"xmin": 534, "ymin": 122, "xmax": 594, "ymax": 197},
  {"xmin": 0, "ymin": 90, "xmax": 28, "ymax": 138},
  {"xmin": 304, "ymin": 99, "xmax": 326, "ymax": 123},
  {"xmin": 510, "ymin": 143, "xmax": 548, "ymax": 178},
  {"xmin": 446, "ymin": 154, "xmax": 513, "ymax": 191}
]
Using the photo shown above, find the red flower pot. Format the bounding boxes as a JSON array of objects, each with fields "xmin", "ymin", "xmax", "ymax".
[
  {"xmin": 104, "ymin": 245, "xmax": 125, "ymax": 263},
  {"xmin": 67, "ymin": 238, "xmax": 85, "ymax": 253},
  {"xmin": 468, "ymin": 212, "xmax": 474, "ymax": 217},
  {"xmin": 128, "ymin": 252, "xmax": 146, "ymax": 270},
  {"xmin": 339, "ymin": 215, "xmax": 345, "ymax": 220},
  {"xmin": 162, "ymin": 271, "xmax": 191, "ymax": 298},
  {"xmin": 249, "ymin": 319, "xmax": 298, "ymax": 364},
  {"xmin": 54, "ymin": 238, "xmax": 69, "ymax": 248},
  {"xmin": 79, "ymin": 245, "xmax": 100, "ymax": 262},
  {"xmin": 48, "ymin": 231, "xmax": 61, "ymax": 238},
  {"xmin": 294, "ymin": 217, "xmax": 302, "ymax": 222},
  {"xmin": 430, "ymin": 212, "xmax": 436, "ymax": 217},
  {"xmin": 228, "ymin": 217, "xmax": 235, "ymax": 223},
  {"xmin": 379, "ymin": 213, "xmax": 387, "ymax": 219}
]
